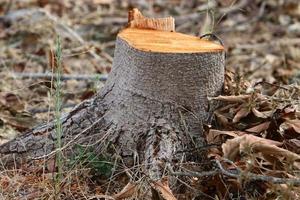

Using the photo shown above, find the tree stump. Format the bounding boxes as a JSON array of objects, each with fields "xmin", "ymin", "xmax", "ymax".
[{"xmin": 0, "ymin": 8, "xmax": 225, "ymax": 197}]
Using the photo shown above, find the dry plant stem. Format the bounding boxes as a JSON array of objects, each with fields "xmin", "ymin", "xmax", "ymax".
[
  {"xmin": 176, "ymin": 0, "xmax": 250, "ymax": 25},
  {"xmin": 218, "ymin": 0, "xmax": 250, "ymax": 15}
]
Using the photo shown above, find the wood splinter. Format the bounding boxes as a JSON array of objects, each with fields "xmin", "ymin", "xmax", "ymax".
[{"xmin": 128, "ymin": 8, "xmax": 175, "ymax": 32}]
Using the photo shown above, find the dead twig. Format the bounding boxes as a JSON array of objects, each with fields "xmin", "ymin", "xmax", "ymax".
[
  {"xmin": 176, "ymin": 0, "xmax": 250, "ymax": 26},
  {"xmin": 167, "ymin": 164, "xmax": 219, "ymax": 178},
  {"xmin": 214, "ymin": 160, "xmax": 300, "ymax": 186},
  {"xmin": 219, "ymin": 0, "xmax": 250, "ymax": 15},
  {"xmin": 168, "ymin": 160, "xmax": 300, "ymax": 186}
]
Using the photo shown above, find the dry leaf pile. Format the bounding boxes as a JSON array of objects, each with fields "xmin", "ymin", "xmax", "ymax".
[{"xmin": 203, "ymin": 71, "xmax": 300, "ymax": 199}]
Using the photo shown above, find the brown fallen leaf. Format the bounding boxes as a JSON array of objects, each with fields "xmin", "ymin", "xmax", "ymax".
[
  {"xmin": 208, "ymin": 129, "xmax": 243, "ymax": 139},
  {"xmin": 282, "ymin": 119, "xmax": 300, "ymax": 133},
  {"xmin": 209, "ymin": 95, "xmax": 250, "ymax": 103},
  {"xmin": 284, "ymin": 139, "xmax": 300, "ymax": 154},
  {"xmin": 46, "ymin": 158, "xmax": 56, "ymax": 173},
  {"xmin": 222, "ymin": 138, "xmax": 240, "ymax": 161},
  {"xmin": 151, "ymin": 177, "xmax": 177, "ymax": 200},
  {"xmin": 257, "ymin": 143, "xmax": 300, "ymax": 165},
  {"xmin": 224, "ymin": 134, "xmax": 300, "ymax": 167},
  {"xmin": 233, "ymin": 106, "xmax": 250, "ymax": 123},
  {"xmin": 222, "ymin": 134, "xmax": 282, "ymax": 161},
  {"xmin": 206, "ymin": 129, "xmax": 245, "ymax": 154},
  {"xmin": 113, "ymin": 182, "xmax": 137, "ymax": 200},
  {"xmin": 0, "ymin": 92, "xmax": 24, "ymax": 112},
  {"xmin": 245, "ymin": 121, "xmax": 271, "ymax": 133},
  {"xmin": 251, "ymin": 107, "xmax": 272, "ymax": 119},
  {"xmin": 214, "ymin": 111, "xmax": 229, "ymax": 127},
  {"xmin": 217, "ymin": 103, "xmax": 238, "ymax": 112}
]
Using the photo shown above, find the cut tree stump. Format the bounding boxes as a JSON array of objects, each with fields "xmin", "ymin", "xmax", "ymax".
[{"xmin": 0, "ymin": 8, "xmax": 225, "ymax": 199}]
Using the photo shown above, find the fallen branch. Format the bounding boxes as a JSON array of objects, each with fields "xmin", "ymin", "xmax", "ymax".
[
  {"xmin": 214, "ymin": 160, "xmax": 300, "ymax": 186},
  {"xmin": 168, "ymin": 160, "xmax": 300, "ymax": 186}
]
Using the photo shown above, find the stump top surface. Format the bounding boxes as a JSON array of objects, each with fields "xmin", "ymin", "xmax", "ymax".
[{"xmin": 118, "ymin": 28, "xmax": 224, "ymax": 53}]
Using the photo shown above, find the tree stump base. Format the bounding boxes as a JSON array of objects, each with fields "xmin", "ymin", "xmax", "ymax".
[{"xmin": 0, "ymin": 9, "xmax": 225, "ymax": 199}]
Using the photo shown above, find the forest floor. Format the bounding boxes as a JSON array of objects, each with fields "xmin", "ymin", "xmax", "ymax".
[{"xmin": 0, "ymin": 0, "xmax": 300, "ymax": 199}]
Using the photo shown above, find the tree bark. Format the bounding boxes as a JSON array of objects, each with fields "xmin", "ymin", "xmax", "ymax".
[{"xmin": 0, "ymin": 8, "xmax": 225, "ymax": 195}]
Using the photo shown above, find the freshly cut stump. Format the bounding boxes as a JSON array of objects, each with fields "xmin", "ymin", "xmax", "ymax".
[
  {"xmin": 110, "ymin": 28, "xmax": 225, "ymax": 179},
  {"xmin": 0, "ymin": 11, "xmax": 225, "ymax": 190}
]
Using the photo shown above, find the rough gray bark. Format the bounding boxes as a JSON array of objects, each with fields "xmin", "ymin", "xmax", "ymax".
[{"xmin": 0, "ymin": 35, "xmax": 225, "ymax": 180}]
